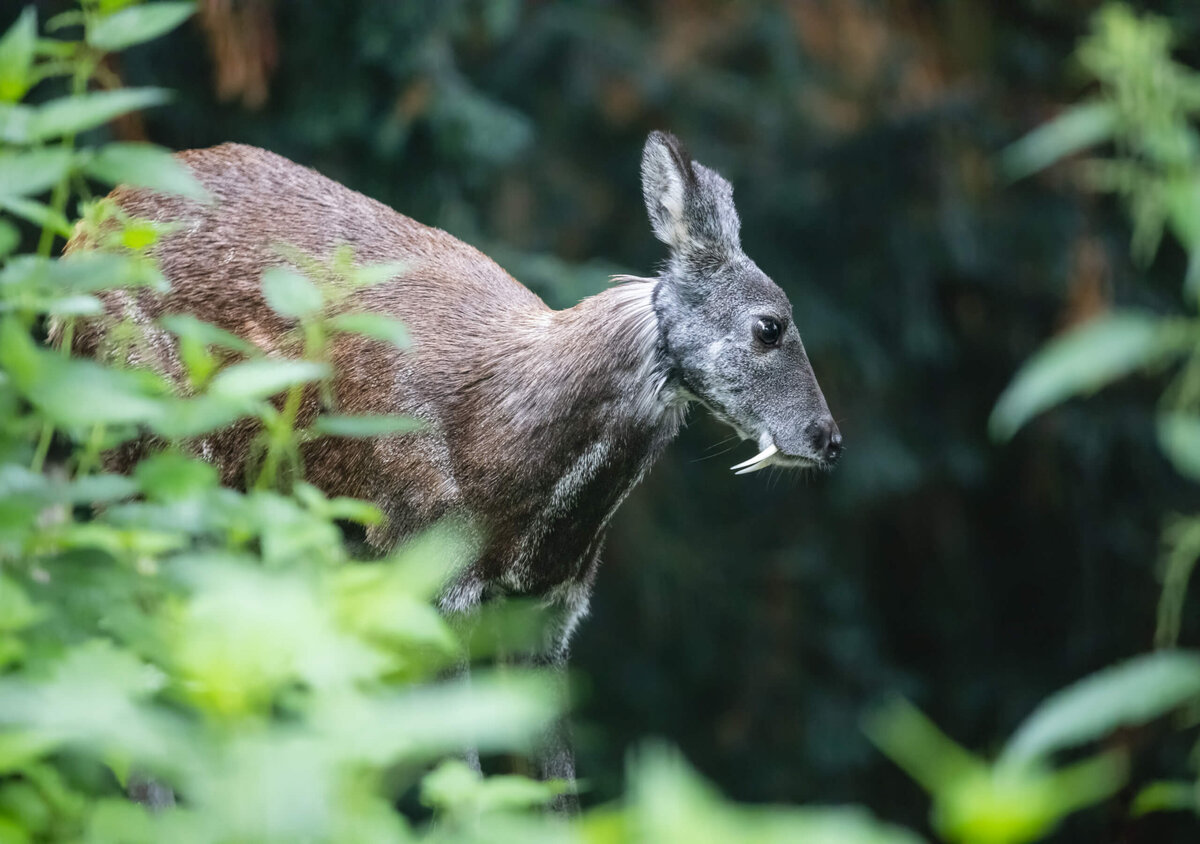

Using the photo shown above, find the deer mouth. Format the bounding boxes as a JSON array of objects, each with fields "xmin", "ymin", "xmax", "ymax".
[{"xmin": 729, "ymin": 443, "xmax": 821, "ymax": 475}]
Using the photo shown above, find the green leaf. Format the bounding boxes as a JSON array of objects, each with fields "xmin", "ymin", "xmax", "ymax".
[
  {"xmin": 935, "ymin": 754, "xmax": 1124, "ymax": 844},
  {"xmin": 0, "ymin": 318, "xmax": 169, "ymax": 427},
  {"xmin": 0, "ymin": 195, "xmax": 72, "ymax": 237},
  {"xmin": 87, "ymin": 2, "xmax": 195, "ymax": 52},
  {"xmin": 1003, "ymin": 102, "xmax": 1118, "ymax": 181},
  {"xmin": 0, "ymin": 149, "xmax": 72, "ymax": 199},
  {"xmin": 350, "ymin": 260, "xmax": 408, "ymax": 288},
  {"xmin": 863, "ymin": 696, "xmax": 982, "ymax": 795},
  {"xmin": 0, "ymin": 220, "xmax": 17, "ymax": 256},
  {"xmin": 311, "ymin": 414, "xmax": 422, "ymax": 438},
  {"xmin": 134, "ymin": 452, "xmax": 218, "ymax": 502},
  {"xmin": 149, "ymin": 394, "xmax": 252, "ymax": 438},
  {"xmin": 27, "ymin": 88, "xmax": 170, "ymax": 141},
  {"xmin": 329, "ymin": 312, "xmax": 410, "ymax": 349},
  {"xmin": 0, "ymin": 103, "xmax": 34, "ymax": 144},
  {"xmin": 421, "ymin": 759, "xmax": 564, "ymax": 814},
  {"xmin": 1131, "ymin": 781, "xmax": 1199, "ymax": 817},
  {"xmin": 990, "ymin": 313, "xmax": 1185, "ymax": 440},
  {"xmin": 0, "ymin": 732, "xmax": 57, "ymax": 776},
  {"xmin": 1, "ymin": 253, "xmax": 163, "ymax": 300},
  {"xmin": 0, "ymin": 574, "xmax": 41, "ymax": 634},
  {"xmin": 1003, "ymin": 651, "xmax": 1200, "ymax": 764},
  {"xmin": 0, "ymin": 8, "xmax": 37, "ymax": 103},
  {"xmin": 261, "ymin": 266, "xmax": 323, "ymax": 319},
  {"xmin": 84, "ymin": 142, "xmax": 209, "ymax": 201},
  {"xmin": 160, "ymin": 313, "xmax": 257, "ymax": 355},
  {"xmin": 1158, "ymin": 413, "xmax": 1200, "ymax": 482},
  {"xmin": 208, "ymin": 358, "xmax": 328, "ymax": 400}
]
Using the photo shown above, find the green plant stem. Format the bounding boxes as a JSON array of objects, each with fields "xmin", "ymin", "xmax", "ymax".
[
  {"xmin": 30, "ymin": 53, "xmax": 96, "ymax": 473},
  {"xmin": 29, "ymin": 424, "xmax": 54, "ymax": 474},
  {"xmin": 74, "ymin": 422, "xmax": 106, "ymax": 477}
]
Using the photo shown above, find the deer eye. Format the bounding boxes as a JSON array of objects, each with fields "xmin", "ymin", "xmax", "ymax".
[{"xmin": 753, "ymin": 316, "xmax": 782, "ymax": 346}]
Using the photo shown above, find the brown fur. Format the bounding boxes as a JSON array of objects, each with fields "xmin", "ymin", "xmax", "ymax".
[{"xmin": 66, "ymin": 144, "xmax": 680, "ymax": 615}]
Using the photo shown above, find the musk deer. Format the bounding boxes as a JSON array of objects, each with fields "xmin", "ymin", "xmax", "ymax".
[{"xmin": 64, "ymin": 131, "xmax": 840, "ymax": 805}]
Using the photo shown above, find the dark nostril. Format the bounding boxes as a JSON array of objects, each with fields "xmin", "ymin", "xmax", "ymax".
[{"xmin": 809, "ymin": 419, "xmax": 842, "ymax": 462}]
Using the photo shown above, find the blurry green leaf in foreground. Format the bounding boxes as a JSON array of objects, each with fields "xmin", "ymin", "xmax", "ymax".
[
  {"xmin": 0, "ymin": 195, "xmax": 72, "ymax": 237},
  {"xmin": 329, "ymin": 311, "xmax": 411, "ymax": 348},
  {"xmin": 1002, "ymin": 650, "xmax": 1200, "ymax": 764},
  {"xmin": 0, "ymin": 148, "xmax": 73, "ymax": 198},
  {"xmin": 207, "ymin": 358, "xmax": 328, "ymax": 401},
  {"xmin": 990, "ymin": 312, "xmax": 1187, "ymax": 440},
  {"xmin": 160, "ymin": 314, "xmax": 257, "ymax": 355},
  {"xmin": 26, "ymin": 88, "xmax": 170, "ymax": 142},
  {"xmin": 86, "ymin": 2, "xmax": 196, "ymax": 52},
  {"xmin": 866, "ymin": 698, "xmax": 1125, "ymax": 844},
  {"xmin": 84, "ymin": 142, "xmax": 209, "ymax": 202},
  {"xmin": 1002, "ymin": 102, "xmax": 1118, "ymax": 181},
  {"xmin": 1131, "ymin": 780, "xmax": 1199, "ymax": 817},
  {"xmin": 0, "ymin": 640, "xmax": 171, "ymax": 761},
  {"xmin": 422, "ymin": 759, "xmax": 564, "ymax": 816},
  {"xmin": 169, "ymin": 558, "xmax": 386, "ymax": 716},
  {"xmin": 588, "ymin": 744, "xmax": 922, "ymax": 844},
  {"xmin": 0, "ymin": 317, "xmax": 168, "ymax": 427},
  {"xmin": 312, "ymin": 414, "xmax": 422, "ymax": 438},
  {"xmin": 262, "ymin": 266, "xmax": 323, "ymax": 319},
  {"xmin": 1158, "ymin": 413, "xmax": 1200, "ymax": 482},
  {"xmin": 0, "ymin": 8, "xmax": 37, "ymax": 103}
]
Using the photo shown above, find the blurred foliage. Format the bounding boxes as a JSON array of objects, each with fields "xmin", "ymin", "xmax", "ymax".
[
  {"xmin": 0, "ymin": 3, "xmax": 921, "ymax": 842},
  {"xmin": 6, "ymin": 0, "xmax": 1200, "ymax": 841}
]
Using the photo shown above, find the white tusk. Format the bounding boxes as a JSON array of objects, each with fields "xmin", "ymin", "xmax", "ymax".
[
  {"xmin": 734, "ymin": 461, "xmax": 773, "ymax": 475},
  {"xmin": 730, "ymin": 444, "xmax": 778, "ymax": 473}
]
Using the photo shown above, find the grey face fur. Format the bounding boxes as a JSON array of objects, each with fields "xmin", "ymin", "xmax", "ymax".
[{"xmin": 642, "ymin": 131, "xmax": 841, "ymax": 472}]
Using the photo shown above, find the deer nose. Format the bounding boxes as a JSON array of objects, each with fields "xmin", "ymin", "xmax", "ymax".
[{"xmin": 808, "ymin": 418, "xmax": 842, "ymax": 464}]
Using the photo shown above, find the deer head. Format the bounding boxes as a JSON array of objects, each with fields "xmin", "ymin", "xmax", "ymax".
[{"xmin": 642, "ymin": 131, "xmax": 841, "ymax": 474}]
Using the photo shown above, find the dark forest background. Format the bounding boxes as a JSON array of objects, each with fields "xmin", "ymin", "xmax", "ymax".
[{"xmin": 10, "ymin": 0, "xmax": 1200, "ymax": 839}]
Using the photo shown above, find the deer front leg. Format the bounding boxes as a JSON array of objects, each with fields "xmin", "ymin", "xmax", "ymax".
[
  {"xmin": 530, "ymin": 577, "xmax": 593, "ymax": 814},
  {"xmin": 533, "ymin": 645, "xmax": 580, "ymax": 814}
]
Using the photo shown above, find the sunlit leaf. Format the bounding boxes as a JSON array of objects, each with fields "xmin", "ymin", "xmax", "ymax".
[
  {"xmin": 1003, "ymin": 102, "xmax": 1118, "ymax": 181},
  {"xmin": 87, "ymin": 2, "xmax": 195, "ymax": 52},
  {"xmin": 422, "ymin": 759, "xmax": 563, "ymax": 814},
  {"xmin": 935, "ymin": 754, "xmax": 1124, "ymax": 844},
  {"xmin": 1003, "ymin": 650, "xmax": 1200, "ymax": 763},
  {"xmin": 0, "ymin": 8, "xmax": 37, "ymax": 103},
  {"xmin": 84, "ymin": 142, "xmax": 209, "ymax": 201},
  {"xmin": 990, "ymin": 313, "xmax": 1187, "ymax": 440}
]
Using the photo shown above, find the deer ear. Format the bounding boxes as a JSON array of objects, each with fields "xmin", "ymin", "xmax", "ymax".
[
  {"xmin": 641, "ymin": 131, "xmax": 697, "ymax": 251},
  {"xmin": 641, "ymin": 131, "xmax": 741, "ymax": 255}
]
